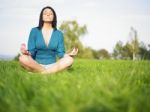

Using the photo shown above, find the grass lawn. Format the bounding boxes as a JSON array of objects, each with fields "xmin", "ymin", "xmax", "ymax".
[{"xmin": 0, "ymin": 59, "xmax": 150, "ymax": 112}]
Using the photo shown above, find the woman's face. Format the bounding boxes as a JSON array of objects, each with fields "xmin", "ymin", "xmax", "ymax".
[{"xmin": 42, "ymin": 8, "xmax": 54, "ymax": 22}]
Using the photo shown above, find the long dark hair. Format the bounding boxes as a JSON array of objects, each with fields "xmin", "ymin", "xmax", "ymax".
[{"xmin": 37, "ymin": 6, "xmax": 57, "ymax": 30}]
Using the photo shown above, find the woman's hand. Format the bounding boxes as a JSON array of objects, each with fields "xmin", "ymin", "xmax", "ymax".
[
  {"xmin": 20, "ymin": 43, "xmax": 31, "ymax": 55},
  {"xmin": 68, "ymin": 47, "xmax": 78, "ymax": 57}
]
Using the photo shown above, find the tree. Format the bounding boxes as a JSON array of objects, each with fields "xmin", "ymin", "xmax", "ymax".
[
  {"xmin": 112, "ymin": 27, "xmax": 149, "ymax": 60},
  {"xmin": 139, "ymin": 42, "xmax": 150, "ymax": 60},
  {"xmin": 112, "ymin": 41, "xmax": 124, "ymax": 59},
  {"xmin": 91, "ymin": 49, "xmax": 99, "ymax": 59},
  {"xmin": 122, "ymin": 42, "xmax": 132, "ymax": 59},
  {"xmin": 97, "ymin": 49, "xmax": 111, "ymax": 59},
  {"xmin": 128, "ymin": 27, "xmax": 140, "ymax": 60},
  {"xmin": 80, "ymin": 47, "xmax": 94, "ymax": 59}
]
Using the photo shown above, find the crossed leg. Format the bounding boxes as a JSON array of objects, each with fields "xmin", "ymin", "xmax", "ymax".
[
  {"xmin": 41, "ymin": 55, "xmax": 74, "ymax": 74},
  {"xmin": 19, "ymin": 55, "xmax": 45, "ymax": 72},
  {"xmin": 19, "ymin": 54, "xmax": 74, "ymax": 74}
]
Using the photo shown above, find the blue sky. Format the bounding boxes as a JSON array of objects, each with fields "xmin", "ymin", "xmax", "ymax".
[{"xmin": 0, "ymin": 0, "xmax": 150, "ymax": 56}]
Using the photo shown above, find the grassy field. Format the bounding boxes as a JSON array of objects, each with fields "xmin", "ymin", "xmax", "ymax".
[{"xmin": 0, "ymin": 59, "xmax": 150, "ymax": 112}]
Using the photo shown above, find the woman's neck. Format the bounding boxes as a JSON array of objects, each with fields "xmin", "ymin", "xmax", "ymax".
[{"xmin": 42, "ymin": 22, "xmax": 53, "ymax": 30}]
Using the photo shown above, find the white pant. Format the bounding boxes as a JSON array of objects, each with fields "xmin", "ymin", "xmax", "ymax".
[{"xmin": 40, "ymin": 63, "xmax": 55, "ymax": 69}]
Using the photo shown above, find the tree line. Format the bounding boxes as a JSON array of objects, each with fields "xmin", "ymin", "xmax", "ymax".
[{"xmin": 60, "ymin": 21, "xmax": 150, "ymax": 60}]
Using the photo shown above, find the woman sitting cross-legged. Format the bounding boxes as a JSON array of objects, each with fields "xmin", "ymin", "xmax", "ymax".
[{"xmin": 19, "ymin": 6, "xmax": 78, "ymax": 74}]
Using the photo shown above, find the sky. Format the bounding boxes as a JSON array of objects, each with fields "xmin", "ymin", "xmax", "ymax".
[{"xmin": 0, "ymin": 0, "xmax": 150, "ymax": 56}]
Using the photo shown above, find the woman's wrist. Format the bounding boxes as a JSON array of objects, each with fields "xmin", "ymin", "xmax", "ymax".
[{"xmin": 64, "ymin": 53, "xmax": 74, "ymax": 57}]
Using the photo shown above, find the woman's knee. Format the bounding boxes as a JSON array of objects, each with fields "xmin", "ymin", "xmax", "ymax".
[
  {"xmin": 65, "ymin": 56, "xmax": 74, "ymax": 66},
  {"xmin": 19, "ymin": 55, "xmax": 30, "ymax": 65}
]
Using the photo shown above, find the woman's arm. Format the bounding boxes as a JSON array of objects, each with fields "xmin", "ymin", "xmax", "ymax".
[
  {"xmin": 56, "ymin": 32, "xmax": 65, "ymax": 58},
  {"xmin": 27, "ymin": 28, "xmax": 37, "ymax": 58}
]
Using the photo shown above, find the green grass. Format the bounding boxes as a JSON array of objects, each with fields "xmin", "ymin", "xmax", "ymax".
[{"xmin": 0, "ymin": 59, "xmax": 150, "ymax": 112}]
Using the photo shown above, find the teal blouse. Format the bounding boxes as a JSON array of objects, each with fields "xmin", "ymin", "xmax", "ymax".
[{"xmin": 28, "ymin": 27, "xmax": 65, "ymax": 65}]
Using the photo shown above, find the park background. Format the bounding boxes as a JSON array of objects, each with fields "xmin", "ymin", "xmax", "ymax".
[{"xmin": 0, "ymin": 0, "xmax": 150, "ymax": 112}]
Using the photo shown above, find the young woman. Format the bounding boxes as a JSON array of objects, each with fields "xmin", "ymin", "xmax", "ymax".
[{"xmin": 19, "ymin": 6, "xmax": 78, "ymax": 74}]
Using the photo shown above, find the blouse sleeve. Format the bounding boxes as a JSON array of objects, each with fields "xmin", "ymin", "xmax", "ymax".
[
  {"xmin": 27, "ymin": 28, "xmax": 36, "ymax": 59},
  {"xmin": 57, "ymin": 32, "xmax": 66, "ymax": 58}
]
